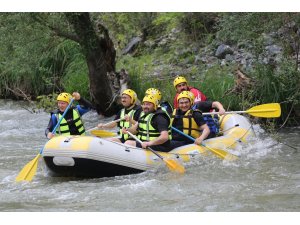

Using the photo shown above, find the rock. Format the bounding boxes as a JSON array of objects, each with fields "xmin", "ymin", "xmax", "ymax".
[
  {"xmin": 225, "ymin": 54, "xmax": 234, "ymax": 62},
  {"xmin": 122, "ymin": 37, "xmax": 142, "ymax": 55},
  {"xmin": 265, "ymin": 44, "xmax": 282, "ymax": 56},
  {"xmin": 215, "ymin": 44, "xmax": 234, "ymax": 59}
]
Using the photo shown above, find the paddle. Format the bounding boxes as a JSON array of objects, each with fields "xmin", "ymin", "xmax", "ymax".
[
  {"xmin": 86, "ymin": 118, "xmax": 123, "ymax": 137},
  {"xmin": 202, "ymin": 103, "xmax": 281, "ymax": 118},
  {"xmin": 90, "ymin": 130, "xmax": 118, "ymax": 137},
  {"xmin": 126, "ymin": 131, "xmax": 185, "ymax": 174},
  {"xmin": 171, "ymin": 126, "xmax": 238, "ymax": 160},
  {"xmin": 15, "ymin": 98, "xmax": 75, "ymax": 182}
]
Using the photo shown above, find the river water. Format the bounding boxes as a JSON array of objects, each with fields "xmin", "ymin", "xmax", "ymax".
[{"xmin": 0, "ymin": 100, "xmax": 299, "ymax": 216}]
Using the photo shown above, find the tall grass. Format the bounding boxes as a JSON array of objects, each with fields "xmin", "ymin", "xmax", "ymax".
[{"xmin": 250, "ymin": 61, "xmax": 300, "ymax": 126}]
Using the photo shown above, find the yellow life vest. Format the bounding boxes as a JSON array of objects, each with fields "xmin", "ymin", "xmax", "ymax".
[
  {"xmin": 55, "ymin": 109, "xmax": 85, "ymax": 135},
  {"xmin": 137, "ymin": 110, "xmax": 172, "ymax": 141},
  {"xmin": 119, "ymin": 108, "xmax": 136, "ymax": 140},
  {"xmin": 171, "ymin": 109, "xmax": 201, "ymax": 139}
]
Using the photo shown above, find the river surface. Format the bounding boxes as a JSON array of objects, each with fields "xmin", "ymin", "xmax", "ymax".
[{"xmin": 0, "ymin": 99, "xmax": 299, "ymax": 213}]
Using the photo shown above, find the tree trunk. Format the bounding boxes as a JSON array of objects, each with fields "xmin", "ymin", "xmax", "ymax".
[{"xmin": 65, "ymin": 13, "xmax": 120, "ymax": 116}]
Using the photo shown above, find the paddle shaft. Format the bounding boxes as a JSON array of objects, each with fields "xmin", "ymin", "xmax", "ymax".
[
  {"xmin": 86, "ymin": 118, "xmax": 123, "ymax": 133},
  {"xmin": 202, "ymin": 109, "xmax": 276, "ymax": 115},
  {"xmin": 127, "ymin": 131, "xmax": 164, "ymax": 160},
  {"xmin": 171, "ymin": 126, "xmax": 213, "ymax": 150},
  {"xmin": 103, "ymin": 118, "xmax": 123, "ymax": 126}
]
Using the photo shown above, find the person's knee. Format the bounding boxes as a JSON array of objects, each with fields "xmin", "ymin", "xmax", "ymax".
[
  {"xmin": 124, "ymin": 140, "xmax": 136, "ymax": 146},
  {"xmin": 107, "ymin": 137, "xmax": 121, "ymax": 143}
]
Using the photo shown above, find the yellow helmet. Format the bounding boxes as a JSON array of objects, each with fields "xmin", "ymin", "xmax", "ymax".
[
  {"xmin": 173, "ymin": 76, "xmax": 188, "ymax": 88},
  {"xmin": 57, "ymin": 92, "xmax": 71, "ymax": 103},
  {"xmin": 145, "ymin": 88, "xmax": 162, "ymax": 102},
  {"xmin": 177, "ymin": 91, "xmax": 194, "ymax": 105},
  {"xmin": 142, "ymin": 94, "xmax": 159, "ymax": 110},
  {"xmin": 122, "ymin": 89, "xmax": 137, "ymax": 105}
]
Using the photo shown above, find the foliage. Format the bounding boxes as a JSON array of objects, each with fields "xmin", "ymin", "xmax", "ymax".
[
  {"xmin": 99, "ymin": 13, "xmax": 158, "ymax": 50},
  {"xmin": 62, "ymin": 52, "xmax": 89, "ymax": 98},
  {"xmin": 35, "ymin": 93, "xmax": 58, "ymax": 112},
  {"xmin": 178, "ymin": 12, "xmax": 218, "ymax": 42},
  {"xmin": 0, "ymin": 13, "xmax": 53, "ymax": 98},
  {"xmin": 249, "ymin": 60, "xmax": 300, "ymax": 126},
  {"xmin": 0, "ymin": 13, "xmax": 89, "ymax": 100},
  {"xmin": 0, "ymin": 12, "xmax": 299, "ymax": 126}
]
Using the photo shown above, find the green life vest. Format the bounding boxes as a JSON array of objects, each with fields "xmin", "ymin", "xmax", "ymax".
[
  {"xmin": 137, "ymin": 110, "xmax": 172, "ymax": 141},
  {"xmin": 119, "ymin": 108, "xmax": 136, "ymax": 140},
  {"xmin": 55, "ymin": 109, "xmax": 85, "ymax": 135}
]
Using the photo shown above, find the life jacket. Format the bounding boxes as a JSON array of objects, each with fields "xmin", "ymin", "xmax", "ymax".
[
  {"xmin": 202, "ymin": 114, "xmax": 219, "ymax": 134},
  {"xmin": 137, "ymin": 109, "xmax": 172, "ymax": 141},
  {"xmin": 119, "ymin": 107, "xmax": 137, "ymax": 141},
  {"xmin": 54, "ymin": 108, "xmax": 85, "ymax": 135},
  {"xmin": 171, "ymin": 109, "xmax": 202, "ymax": 139}
]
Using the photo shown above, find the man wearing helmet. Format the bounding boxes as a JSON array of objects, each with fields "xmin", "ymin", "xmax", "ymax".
[
  {"xmin": 145, "ymin": 87, "xmax": 173, "ymax": 115},
  {"xmin": 45, "ymin": 92, "xmax": 93, "ymax": 139},
  {"xmin": 97, "ymin": 89, "xmax": 142, "ymax": 143},
  {"xmin": 173, "ymin": 75, "xmax": 207, "ymax": 109},
  {"xmin": 123, "ymin": 94, "xmax": 173, "ymax": 152},
  {"xmin": 170, "ymin": 91, "xmax": 210, "ymax": 148}
]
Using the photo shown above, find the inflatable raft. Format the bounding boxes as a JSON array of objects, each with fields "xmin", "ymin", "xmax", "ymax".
[{"xmin": 42, "ymin": 114, "xmax": 253, "ymax": 178}]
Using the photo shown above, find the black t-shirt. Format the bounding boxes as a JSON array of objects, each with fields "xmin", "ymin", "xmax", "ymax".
[
  {"xmin": 151, "ymin": 113, "xmax": 170, "ymax": 132},
  {"xmin": 194, "ymin": 101, "xmax": 213, "ymax": 112}
]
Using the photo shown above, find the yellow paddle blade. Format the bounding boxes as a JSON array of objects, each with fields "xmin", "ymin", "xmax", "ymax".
[
  {"xmin": 204, "ymin": 145, "xmax": 238, "ymax": 161},
  {"xmin": 15, "ymin": 154, "xmax": 41, "ymax": 182},
  {"xmin": 164, "ymin": 159, "xmax": 185, "ymax": 174},
  {"xmin": 247, "ymin": 103, "xmax": 281, "ymax": 118},
  {"xmin": 90, "ymin": 130, "xmax": 117, "ymax": 137}
]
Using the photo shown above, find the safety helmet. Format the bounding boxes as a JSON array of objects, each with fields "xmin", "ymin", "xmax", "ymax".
[
  {"xmin": 122, "ymin": 89, "xmax": 137, "ymax": 105},
  {"xmin": 57, "ymin": 92, "xmax": 71, "ymax": 104},
  {"xmin": 177, "ymin": 91, "xmax": 194, "ymax": 105},
  {"xmin": 145, "ymin": 88, "xmax": 162, "ymax": 102},
  {"xmin": 142, "ymin": 94, "xmax": 159, "ymax": 110},
  {"xmin": 173, "ymin": 76, "xmax": 188, "ymax": 89}
]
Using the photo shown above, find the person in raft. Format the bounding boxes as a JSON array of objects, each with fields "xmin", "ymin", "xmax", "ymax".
[
  {"xmin": 145, "ymin": 87, "xmax": 173, "ymax": 115},
  {"xmin": 45, "ymin": 92, "xmax": 93, "ymax": 139},
  {"xmin": 122, "ymin": 94, "xmax": 173, "ymax": 152},
  {"xmin": 97, "ymin": 89, "xmax": 142, "ymax": 143},
  {"xmin": 173, "ymin": 75, "xmax": 207, "ymax": 109},
  {"xmin": 170, "ymin": 91, "xmax": 210, "ymax": 149}
]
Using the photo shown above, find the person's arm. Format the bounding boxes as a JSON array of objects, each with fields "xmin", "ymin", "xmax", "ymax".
[
  {"xmin": 122, "ymin": 122, "xmax": 138, "ymax": 135},
  {"xmin": 194, "ymin": 124, "xmax": 210, "ymax": 145},
  {"xmin": 45, "ymin": 114, "xmax": 57, "ymax": 139},
  {"xmin": 131, "ymin": 106, "xmax": 142, "ymax": 125},
  {"xmin": 141, "ymin": 115, "xmax": 169, "ymax": 148},
  {"xmin": 193, "ymin": 111, "xmax": 210, "ymax": 145},
  {"xmin": 212, "ymin": 101, "xmax": 225, "ymax": 115},
  {"xmin": 142, "ymin": 131, "xmax": 169, "ymax": 149},
  {"xmin": 73, "ymin": 92, "xmax": 94, "ymax": 115},
  {"xmin": 195, "ymin": 101, "xmax": 213, "ymax": 112}
]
